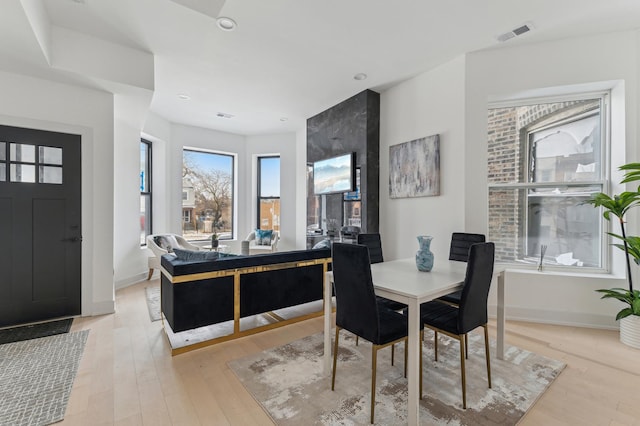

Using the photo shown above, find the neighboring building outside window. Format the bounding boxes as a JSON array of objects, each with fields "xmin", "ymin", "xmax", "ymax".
[
  {"xmin": 487, "ymin": 94, "xmax": 608, "ymax": 269},
  {"xmin": 140, "ymin": 139, "xmax": 152, "ymax": 245},
  {"xmin": 182, "ymin": 149, "xmax": 234, "ymax": 241},
  {"xmin": 257, "ymin": 156, "xmax": 280, "ymax": 231}
]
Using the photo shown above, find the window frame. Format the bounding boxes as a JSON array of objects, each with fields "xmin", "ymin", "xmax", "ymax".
[
  {"xmin": 256, "ymin": 155, "xmax": 281, "ymax": 231},
  {"xmin": 487, "ymin": 91, "xmax": 611, "ymax": 272},
  {"xmin": 140, "ymin": 139, "xmax": 152, "ymax": 246},
  {"xmin": 182, "ymin": 148, "xmax": 236, "ymax": 241}
]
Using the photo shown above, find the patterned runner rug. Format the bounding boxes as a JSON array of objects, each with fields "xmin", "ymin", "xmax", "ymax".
[
  {"xmin": 0, "ymin": 330, "xmax": 89, "ymax": 426},
  {"xmin": 229, "ymin": 331, "xmax": 564, "ymax": 425},
  {"xmin": 145, "ymin": 286, "xmax": 161, "ymax": 322}
]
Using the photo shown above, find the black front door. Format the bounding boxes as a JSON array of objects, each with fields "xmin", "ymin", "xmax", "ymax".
[{"xmin": 0, "ymin": 125, "xmax": 82, "ymax": 326}]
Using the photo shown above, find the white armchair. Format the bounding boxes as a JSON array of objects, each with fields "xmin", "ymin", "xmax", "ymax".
[
  {"xmin": 146, "ymin": 233, "xmax": 201, "ymax": 279},
  {"xmin": 244, "ymin": 230, "xmax": 279, "ymax": 255}
]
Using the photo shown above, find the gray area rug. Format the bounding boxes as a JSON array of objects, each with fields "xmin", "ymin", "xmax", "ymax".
[
  {"xmin": 0, "ymin": 330, "xmax": 89, "ymax": 426},
  {"xmin": 145, "ymin": 286, "xmax": 161, "ymax": 322},
  {"xmin": 229, "ymin": 331, "xmax": 565, "ymax": 425}
]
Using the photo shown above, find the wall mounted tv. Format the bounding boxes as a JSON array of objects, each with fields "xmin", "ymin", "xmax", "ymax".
[{"xmin": 313, "ymin": 152, "xmax": 356, "ymax": 195}]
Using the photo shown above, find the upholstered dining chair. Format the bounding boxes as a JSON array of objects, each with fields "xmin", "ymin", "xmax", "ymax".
[
  {"xmin": 357, "ymin": 234, "xmax": 407, "ymax": 312},
  {"xmin": 420, "ymin": 242, "xmax": 495, "ymax": 409},
  {"xmin": 331, "ymin": 243, "xmax": 412, "ymax": 424},
  {"xmin": 437, "ymin": 232, "xmax": 486, "ymax": 305}
]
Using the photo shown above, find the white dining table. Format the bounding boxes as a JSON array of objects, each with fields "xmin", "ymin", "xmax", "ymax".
[{"xmin": 323, "ymin": 258, "xmax": 506, "ymax": 426}]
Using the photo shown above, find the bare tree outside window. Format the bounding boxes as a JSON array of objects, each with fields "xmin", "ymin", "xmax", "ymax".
[{"xmin": 182, "ymin": 149, "xmax": 234, "ymax": 241}]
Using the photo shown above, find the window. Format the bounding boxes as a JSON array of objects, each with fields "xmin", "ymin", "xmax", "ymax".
[
  {"xmin": 182, "ymin": 149, "xmax": 234, "ymax": 241},
  {"xmin": 487, "ymin": 95, "xmax": 608, "ymax": 269},
  {"xmin": 257, "ymin": 156, "xmax": 280, "ymax": 231},
  {"xmin": 140, "ymin": 139, "xmax": 152, "ymax": 245}
]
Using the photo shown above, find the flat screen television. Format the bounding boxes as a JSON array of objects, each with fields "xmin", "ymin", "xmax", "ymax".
[{"xmin": 313, "ymin": 152, "xmax": 356, "ymax": 195}]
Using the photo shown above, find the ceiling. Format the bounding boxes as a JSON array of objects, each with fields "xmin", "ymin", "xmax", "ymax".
[{"xmin": 3, "ymin": 0, "xmax": 640, "ymax": 135}]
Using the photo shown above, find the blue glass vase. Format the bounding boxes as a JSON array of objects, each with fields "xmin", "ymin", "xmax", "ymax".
[{"xmin": 416, "ymin": 235, "xmax": 434, "ymax": 272}]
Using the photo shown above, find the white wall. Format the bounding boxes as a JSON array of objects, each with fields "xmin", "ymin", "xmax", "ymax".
[
  {"xmin": 376, "ymin": 30, "xmax": 640, "ymax": 328},
  {"xmin": 379, "ymin": 55, "xmax": 468, "ymax": 261},
  {"xmin": 0, "ymin": 70, "xmax": 115, "ymax": 316},
  {"xmin": 245, "ymin": 132, "xmax": 300, "ymax": 252},
  {"xmin": 464, "ymin": 31, "xmax": 639, "ymax": 328}
]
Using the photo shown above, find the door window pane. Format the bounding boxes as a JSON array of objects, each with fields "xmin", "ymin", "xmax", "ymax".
[
  {"xmin": 39, "ymin": 146, "xmax": 63, "ymax": 165},
  {"xmin": 10, "ymin": 143, "xmax": 35, "ymax": 163},
  {"xmin": 10, "ymin": 164, "xmax": 36, "ymax": 182},
  {"xmin": 39, "ymin": 166, "xmax": 63, "ymax": 184},
  {"xmin": 0, "ymin": 142, "xmax": 5, "ymax": 161},
  {"xmin": 0, "ymin": 164, "xmax": 5, "ymax": 181}
]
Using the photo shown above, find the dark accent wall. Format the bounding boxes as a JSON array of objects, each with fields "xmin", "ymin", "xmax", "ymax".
[{"xmin": 307, "ymin": 89, "xmax": 380, "ymax": 233}]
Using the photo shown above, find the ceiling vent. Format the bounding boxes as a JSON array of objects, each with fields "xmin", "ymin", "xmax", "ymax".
[
  {"xmin": 216, "ymin": 112, "xmax": 234, "ymax": 119},
  {"xmin": 497, "ymin": 23, "xmax": 533, "ymax": 43}
]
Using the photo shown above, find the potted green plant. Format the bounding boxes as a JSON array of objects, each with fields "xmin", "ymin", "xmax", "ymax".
[
  {"xmin": 583, "ymin": 162, "xmax": 640, "ymax": 348},
  {"xmin": 210, "ymin": 218, "xmax": 224, "ymax": 249}
]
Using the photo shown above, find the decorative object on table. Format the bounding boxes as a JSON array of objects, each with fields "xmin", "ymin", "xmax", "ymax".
[
  {"xmin": 241, "ymin": 240, "xmax": 250, "ymax": 255},
  {"xmin": 582, "ymin": 162, "xmax": 640, "ymax": 348},
  {"xmin": 538, "ymin": 244, "xmax": 547, "ymax": 272},
  {"xmin": 228, "ymin": 332, "xmax": 565, "ymax": 425},
  {"xmin": 210, "ymin": 232, "xmax": 219, "ymax": 248},
  {"xmin": 389, "ymin": 134, "xmax": 440, "ymax": 198},
  {"xmin": 416, "ymin": 235, "xmax": 435, "ymax": 271}
]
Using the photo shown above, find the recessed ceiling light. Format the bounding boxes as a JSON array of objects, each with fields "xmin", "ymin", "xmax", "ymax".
[
  {"xmin": 353, "ymin": 73, "xmax": 367, "ymax": 81},
  {"xmin": 280, "ymin": 117, "xmax": 288, "ymax": 122},
  {"xmin": 177, "ymin": 93, "xmax": 191, "ymax": 100},
  {"xmin": 216, "ymin": 112, "xmax": 234, "ymax": 119},
  {"xmin": 216, "ymin": 17, "xmax": 237, "ymax": 31}
]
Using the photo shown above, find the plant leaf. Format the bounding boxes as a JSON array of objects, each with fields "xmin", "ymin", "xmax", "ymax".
[{"xmin": 616, "ymin": 308, "xmax": 633, "ymax": 321}]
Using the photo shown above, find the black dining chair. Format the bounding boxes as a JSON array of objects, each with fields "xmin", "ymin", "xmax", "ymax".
[
  {"xmin": 331, "ymin": 243, "xmax": 412, "ymax": 424},
  {"xmin": 357, "ymin": 233, "xmax": 407, "ymax": 312},
  {"xmin": 437, "ymin": 232, "xmax": 486, "ymax": 306},
  {"xmin": 420, "ymin": 242, "xmax": 495, "ymax": 409}
]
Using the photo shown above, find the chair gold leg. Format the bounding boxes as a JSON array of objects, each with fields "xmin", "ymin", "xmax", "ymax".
[
  {"xmin": 434, "ymin": 331, "xmax": 438, "ymax": 362},
  {"xmin": 484, "ymin": 324, "xmax": 492, "ymax": 388},
  {"xmin": 371, "ymin": 345, "xmax": 378, "ymax": 424},
  {"xmin": 464, "ymin": 333, "xmax": 468, "ymax": 359},
  {"xmin": 147, "ymin": 268, "xmax": 154, "ymax": 280},
  {"xmin": 331, "ymin": 327, "xmax": 340, "ymax": 391},
  {"xmin": 459, "ymin": 336, "xmax": 467, "ymax": 409},
  {"xmin": 391, "ymin": 343, "xmax": 395, "ymax": 366}
]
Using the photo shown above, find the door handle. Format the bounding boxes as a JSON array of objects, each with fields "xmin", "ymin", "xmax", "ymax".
[{"xmin": 61, "ymin": 236, "xmax": 82, "ymax": 243}]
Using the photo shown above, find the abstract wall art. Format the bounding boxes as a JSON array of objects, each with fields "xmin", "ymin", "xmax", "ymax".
[{"xmin": 389, "ymin": 134, "xmax": 440, "ymax": 198}]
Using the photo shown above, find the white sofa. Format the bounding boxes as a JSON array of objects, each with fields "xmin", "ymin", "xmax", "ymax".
[
  {"xmin": 244, "ymin": 230, "xmax": 279, "ymax": 255},
  {"xmin": 146, "ymin": 233, "xmax": 201, "ymax": 279}
]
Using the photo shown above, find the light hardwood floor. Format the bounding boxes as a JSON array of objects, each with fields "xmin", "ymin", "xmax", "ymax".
[{"xmin": 60, "ymin": 278, "xmax": 640, "ymax": 425}]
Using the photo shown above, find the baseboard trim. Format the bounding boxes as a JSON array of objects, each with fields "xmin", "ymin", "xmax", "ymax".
[
  {"xmin": 489, "ymin": 305, "xmax": 618, "ymax": 330},
  {"xmin": 115, "ymin": 272, "xmax": 149, "ymax": 290}
]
